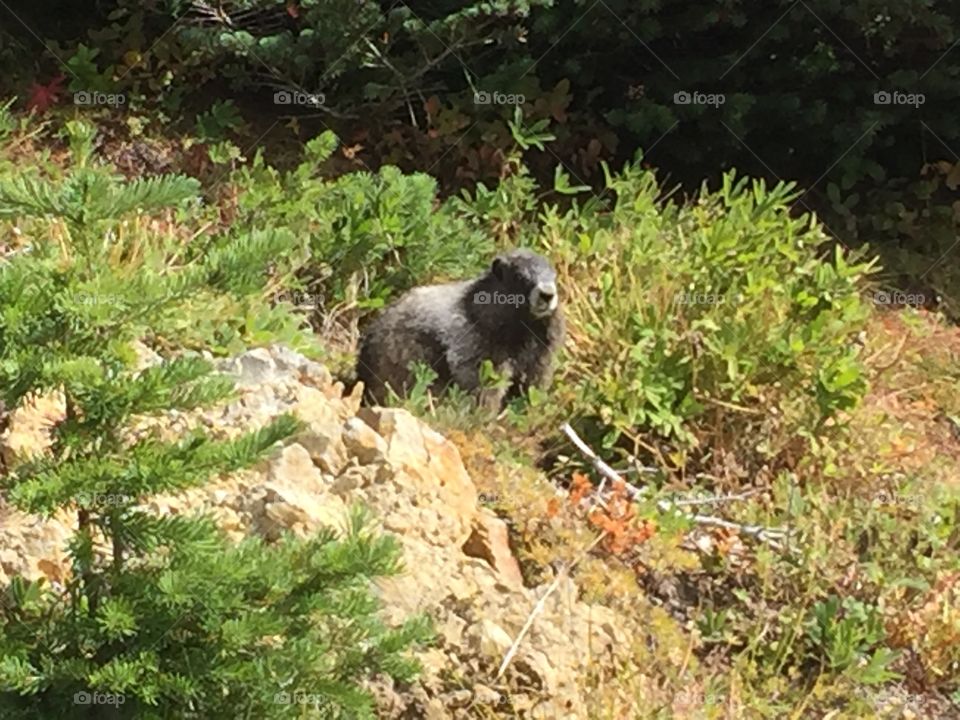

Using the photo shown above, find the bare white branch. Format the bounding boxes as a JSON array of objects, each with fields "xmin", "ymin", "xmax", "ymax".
[{"xmin": 560, "ymin": 423, "xmax": 790, "ymax": 551}]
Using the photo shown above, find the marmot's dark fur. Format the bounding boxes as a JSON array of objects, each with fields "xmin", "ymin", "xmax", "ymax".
[{"xmin": 356, "ymin": 249, "xmax": 564, "ymax": 408}]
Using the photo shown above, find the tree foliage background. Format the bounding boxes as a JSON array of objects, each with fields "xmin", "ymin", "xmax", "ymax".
[{"xmin": 3, "ymin": 0, "xmax": 956, "ymax": 268}]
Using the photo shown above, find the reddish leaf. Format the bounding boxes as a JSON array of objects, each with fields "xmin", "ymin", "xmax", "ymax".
[
  {"xmin": 569, "ymin": 472, "xmax": 592, "ymax": 504},
  {"xmin": 26, "ymin": 75, "xmax": 66, "ymax": 114}
]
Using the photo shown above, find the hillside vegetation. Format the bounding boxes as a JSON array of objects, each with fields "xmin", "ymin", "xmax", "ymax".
[
  {"xmin": 0, "ymin": 105, "xmax": 956, "ymax": 717},
  {"xmin": 0, "ymin": 1, "xmax": 959, "ymax": 716}
]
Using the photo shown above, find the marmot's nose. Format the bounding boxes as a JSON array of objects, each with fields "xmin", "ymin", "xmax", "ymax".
[{"xmin": 537, "ymin": 281, "xmax": 557, "ymax": 302}]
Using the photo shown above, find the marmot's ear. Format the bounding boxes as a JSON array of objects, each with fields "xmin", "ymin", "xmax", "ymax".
[{"xmin": 491, "ymin": 256, "xmax": 506, "ymax": 280}]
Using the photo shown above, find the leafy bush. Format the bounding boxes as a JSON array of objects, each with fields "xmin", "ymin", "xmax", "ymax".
[
  {"xmin": 453, "ymin": 154, "xmax": 873, "ymax": 470},
  {"xmin": 805, "ymin": 596, "xmax": 897, "ymax": 682},
  {"xmin": 0, "ymin": 123, "xmax": 431, "ymax": 719},
  {"xmin": 222, "ymin": 131, "xmax": 494, "ymax": 310}
]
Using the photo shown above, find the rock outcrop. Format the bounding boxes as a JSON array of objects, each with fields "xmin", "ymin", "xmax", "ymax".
[{"xmin": 0, "ymin": 345, "xmax": 639, "ymax": 718}]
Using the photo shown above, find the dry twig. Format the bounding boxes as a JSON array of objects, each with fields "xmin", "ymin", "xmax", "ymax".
[{"xmin": 495, "ymin": 532, "xmax": 607, "ymax": 680}]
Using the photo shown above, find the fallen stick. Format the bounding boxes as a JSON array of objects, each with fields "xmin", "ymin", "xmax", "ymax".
[
  {"xmin": 561, "ymin": 422, "xmax": 645, "ymax": 500},
  {"xmin": 560, "ymin": 423, "xmax": 789, "ymax": 551}
]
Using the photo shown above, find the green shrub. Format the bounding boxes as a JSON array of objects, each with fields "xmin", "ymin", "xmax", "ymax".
[
  {"xmin": 804, "ymin": 596, "xmax": 897, "ymax": 682},
  {"xmin": 223, "ymin": 131, "xmax": 494, "ymax": 310},
  {"xmin": 0, "ymin": 123, "xmax": 431, "ymax": 719},
  {"xmin": 473, "ymin": 158, "xmax": 874, "ymax": 464}
]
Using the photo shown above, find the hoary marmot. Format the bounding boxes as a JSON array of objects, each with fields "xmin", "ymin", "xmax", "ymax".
[{"xmin": 356, "ymin": 249, "xmax": 564, "ymax": 408}]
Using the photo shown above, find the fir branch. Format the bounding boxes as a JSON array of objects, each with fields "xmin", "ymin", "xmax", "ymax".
[
  {"xmin": 99, "ymin": 175, "xmax": 201, "ymax": 219},
  {"xmin": 0, "ymin": 172, "xmax": 200, "ymax": 227},
  {"xmin": 202, "ymin": 228, "xmax": 297, "ymax": 294},
  {"xmin": 5, "ymin": 414, "xmax": 299, "ymax": 513}
]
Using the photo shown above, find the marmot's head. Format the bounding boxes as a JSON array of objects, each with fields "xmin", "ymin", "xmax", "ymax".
[{"xmin": 487, "ymin": 249, "xmax": 560, "ymax": 320}]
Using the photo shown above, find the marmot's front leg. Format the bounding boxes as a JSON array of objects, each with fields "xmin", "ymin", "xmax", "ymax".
[{"xmin": 476, "ymin": 359, "xmax": 515, "ymax": 411}]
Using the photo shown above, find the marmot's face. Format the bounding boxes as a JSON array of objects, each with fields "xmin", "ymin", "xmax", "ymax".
[
  {"xmin": 529, "ymin": 280, "xmax": 558, "ymax": 318},
  {"xmin": 492, "ymin": 250, "xmax": 560, "ymax": 319}
]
